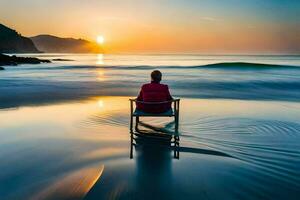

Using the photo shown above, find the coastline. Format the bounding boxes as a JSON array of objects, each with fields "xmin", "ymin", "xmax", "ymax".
[{"xmin": 0, "ymin": 53, "xmax": 50, "ymax": 67}]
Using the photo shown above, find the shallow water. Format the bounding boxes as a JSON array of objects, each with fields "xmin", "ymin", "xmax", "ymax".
[
  {"xmin": 0, "ymin": 97, "xmax": 300, "ymax": 200},
  {"xmin": 1, "ymin": 54, "xmax": 300, "ymax": 199}
]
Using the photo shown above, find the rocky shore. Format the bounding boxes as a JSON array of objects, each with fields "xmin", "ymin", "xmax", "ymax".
[{"xmin": 0, "ymin": 53, "xmax": 51, "ymax": 68}]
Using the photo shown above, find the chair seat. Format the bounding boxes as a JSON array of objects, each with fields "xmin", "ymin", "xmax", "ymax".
[{"xmin": 133, "ymin": 109, "xmax": 174, "ymax": 117}]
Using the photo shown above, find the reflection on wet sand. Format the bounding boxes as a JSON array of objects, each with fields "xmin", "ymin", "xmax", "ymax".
[
  {"xmin": 130, "ymin": 121, "xmax": 180, "ymax": 160},
  {"xmin": 130, "ymin": 133, "xmax": 180, "ymax": 160},
  {"xmin": 131, "ymin": 121, "xmax": 234, "ymax": 161},
  {"xmin": 133, "ymin": 136, "xmax": 174, "ymax": 199},
  {"xmin": 1, "ymin": 97, "xmax": 300, "ymax": 199},
  {"xmin": 85, "ymin": 121, "xmax": 235, "ymax": 200},
  {"xmin": 85, "ymin": 133, "xmax": 178, "ymax": 200},
  {"xmin": 32, "ymin": 165, "xmax": 104, "ymax": 200}
]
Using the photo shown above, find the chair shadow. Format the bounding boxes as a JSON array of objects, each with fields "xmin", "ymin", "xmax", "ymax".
[
  {"xmin": 130, "ymin": 121, "xmax": 234, "ymax": 160},
  {"xmin": 137, "ymin": 121, "xmax": 176, "ymax": 135},
  {"xmin": 131, "ymin": 120, "xmax": 179, "ymax": 159},
  {"xmin": 130, "ymin": 131, "xmax": 177, "ymax": 199},
  {"xmin": 128, "ymin": 122, "xmax": 233, "ymax": 199}
]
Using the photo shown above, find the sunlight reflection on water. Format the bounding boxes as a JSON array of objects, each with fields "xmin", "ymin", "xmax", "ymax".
[
  {"xmin": 0, "ymin": 97, "xmax": 300, "ymax": 199},
  {"xmin": 96, "ymin": 54, "xmax": 104, "ymax": 65}
]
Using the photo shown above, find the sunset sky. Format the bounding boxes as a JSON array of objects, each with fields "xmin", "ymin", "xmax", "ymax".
[{"xmin": 0, "ymin": 0, "xmax": 299, "ymax": 54}]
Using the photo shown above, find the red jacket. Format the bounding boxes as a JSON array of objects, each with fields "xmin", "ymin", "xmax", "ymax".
[{"xmin": 137, "ymin": 81, "xmax": 172, "ymax": 113}]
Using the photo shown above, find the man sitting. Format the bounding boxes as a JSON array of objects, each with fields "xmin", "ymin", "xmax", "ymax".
[{"xmin": 136, "ymin": 70, "xmax": 173, "ymax": 113}]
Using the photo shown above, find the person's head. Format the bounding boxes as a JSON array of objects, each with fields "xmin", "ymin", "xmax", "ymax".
[{"xmin": 151, "ymin": 70, "xmax": 162, "ymax": 83}]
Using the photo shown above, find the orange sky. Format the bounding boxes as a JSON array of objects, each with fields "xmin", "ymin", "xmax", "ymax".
[{"xmin": 0, "ymin": 0, "xmax": 299, "ymax": 54}]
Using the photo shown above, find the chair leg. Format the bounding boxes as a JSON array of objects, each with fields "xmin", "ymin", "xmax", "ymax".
[
  {"xmin": 175, "ymin": 114, "xmax": 179, "ymax": 133},
  {"xmin": 130, "ymin": 132, "xmax": 133, "ymax": 159},
  {"xmin": 135, "ymin": 116, "xmax": 139, "ymax": 131},
  {"xmin": 173, "ymin": 135, "xmax": 180, "ymax": 159},
  {"xmin": 130, "ymin": 114, "xmax": 133, "ymax": 133},
  {"xmin": 130, "ymin": 100, "xmax": 133, "ymax": 133}
]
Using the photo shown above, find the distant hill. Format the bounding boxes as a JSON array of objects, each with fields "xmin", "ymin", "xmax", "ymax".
[
  {"xmin": 31, "ymin": 35, "xmax": 103, "ymax": 53},
  {"xmin": 0, "ymin": 24, "xmax": 40, "ymax": 53}
]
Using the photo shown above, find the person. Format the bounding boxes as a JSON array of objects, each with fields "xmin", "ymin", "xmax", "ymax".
[{"xmin": 136, "ymin": 70, "xmax": 173, "ymax": 113}]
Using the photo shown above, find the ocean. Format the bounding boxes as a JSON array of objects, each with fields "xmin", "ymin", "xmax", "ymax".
[
  {"xmin": 1, "ymin": 54, "xmax": 300, "ymax": 108},
  {"xmin": 0, "ymin": 54, "xmax": 300, "ymax": 199}
]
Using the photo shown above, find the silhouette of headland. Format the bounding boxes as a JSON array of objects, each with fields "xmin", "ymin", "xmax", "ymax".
[{"xmin": 0, "ymin": 23, "xmax": 40, "ymax": 53}]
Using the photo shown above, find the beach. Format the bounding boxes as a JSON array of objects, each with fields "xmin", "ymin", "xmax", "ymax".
[{"xmin": 1, "ymin": 54, "xmax": 300, "ymax": 199}]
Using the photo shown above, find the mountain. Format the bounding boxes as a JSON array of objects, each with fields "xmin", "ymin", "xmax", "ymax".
[
  {"xmin": 0, "ymin": 24, "xmax": 40, "ymax": 53},
  {"xmin": 31, "ymin": 35, "xmax": 103, "ymax": 53}
]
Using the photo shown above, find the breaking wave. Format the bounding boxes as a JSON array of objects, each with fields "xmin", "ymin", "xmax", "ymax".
[{"xmin": 32, "ymin": 62, "xmax": 300, "ymax": 71}]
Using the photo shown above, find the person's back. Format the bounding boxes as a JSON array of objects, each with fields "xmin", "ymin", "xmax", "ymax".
[{"xmin": 137, "ymin": 70, "xmax": 172, "ymax": 113}]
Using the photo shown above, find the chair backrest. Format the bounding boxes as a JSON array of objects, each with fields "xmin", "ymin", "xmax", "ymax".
[
  {"xmin": 130, "ymin": 99, "xmax": 180, "ymax": 114},
  {"xmin": 136, "ymin": 100, "xmax": 171, "ymax": 114}
]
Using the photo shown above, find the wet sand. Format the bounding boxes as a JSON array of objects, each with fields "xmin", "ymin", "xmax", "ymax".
[{"xmin": 0, "ymin": 97, "xmax": 300, "ymax": 199}]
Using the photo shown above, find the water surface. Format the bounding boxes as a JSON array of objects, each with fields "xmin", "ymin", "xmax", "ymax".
[
  {"xmin": 1, "ymin": 54, "xmax": 300, "ymax": 108},
  {"xmin": 0, "ymin": 54, "xmax": 300, "ymax": 199}
]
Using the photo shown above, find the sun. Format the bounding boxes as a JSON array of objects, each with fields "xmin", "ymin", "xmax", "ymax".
[{"xmin": 97, "ymin": 35, "xmax": 104, "ymax": 44}]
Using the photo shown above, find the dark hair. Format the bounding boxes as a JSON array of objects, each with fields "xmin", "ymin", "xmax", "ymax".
[{"xmin": 151, "ymin": 70, "xmax": 162, "ymax": 83}]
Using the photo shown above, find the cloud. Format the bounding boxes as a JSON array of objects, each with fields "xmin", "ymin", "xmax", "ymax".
[{"xmin": 201, "ymin": 17, "xmax": 218, "ymax": 22}]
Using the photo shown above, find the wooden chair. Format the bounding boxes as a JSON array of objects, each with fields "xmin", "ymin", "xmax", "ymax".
[{"xmin": 129, "ymin": 98, "xmax": 180, "ymax": 133}]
